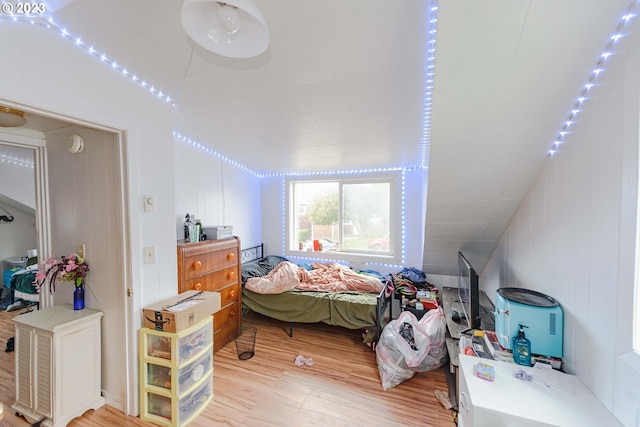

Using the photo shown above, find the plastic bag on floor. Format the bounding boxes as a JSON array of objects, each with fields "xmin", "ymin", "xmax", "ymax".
[
  {"xmin": 376, "ymin": 311, "xmax": 432, "ymax": 390},
  {"xmin": 415, "ymin": 307, "xmax": 448, "ymax": 372}
]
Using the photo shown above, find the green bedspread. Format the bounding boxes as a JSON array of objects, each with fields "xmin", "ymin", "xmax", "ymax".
[
  {"xmin": 242, "ymin": 288, "xmax": 378, "ymax": 330},
  {"xmin": 10, "ymin": 270, "xmax": 38, "ymax": 294}
]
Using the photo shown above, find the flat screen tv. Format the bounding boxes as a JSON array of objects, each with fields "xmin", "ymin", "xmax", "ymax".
[{"xmin": 458, "ymin": 251, "xmax": 480, "ymax": 330}]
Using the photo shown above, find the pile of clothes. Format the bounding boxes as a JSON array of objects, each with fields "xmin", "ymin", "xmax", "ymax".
[{"xmin": 391, "ymin": 267, "xmax": 433, "ymax": 295}]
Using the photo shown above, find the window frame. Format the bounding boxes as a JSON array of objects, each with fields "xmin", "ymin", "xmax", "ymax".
[{"xmin": 284, "ymin": 171, "xmax": 403, "ymax": 265}]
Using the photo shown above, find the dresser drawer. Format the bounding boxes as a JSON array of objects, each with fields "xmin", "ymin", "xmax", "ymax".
[
  {"xmin": 213, "ymin": 301, "xmax": 240, "ymax": 334},
  {"xmin": 211, "ymin": 267, "xmax": 238, "ymax": 291},
  {"xmin": 213, "ymin": 301, "xmax": 241, "ymax": 352},
  {"xmin": 185, "ymin": 267, "xmax": 238, "ymax": 292},
  {"xmin": 218, "ymin": 283, "xmax": 240, "ymax": 307},
  {"xmin": 183, "ymin": 250, "xmax": 237, "ymax": 279}
]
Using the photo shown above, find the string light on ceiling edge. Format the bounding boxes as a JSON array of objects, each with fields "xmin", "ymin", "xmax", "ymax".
[
  {"xmin": 548, "ymin": 4, "xmax": 637, "ymax": 156},
  {"xmin": 0, "ymin": 155, "xmax": 34, "ymax": 169},
  {"xmin": 1, "ymin": 15, "xmax": 176, "ymax": 106},
  {"xmin": 421, "ymin": 1, "xmax": 438, "ymax": 169},
  {"xmin": 173, "ymin": 131, "xmax": 259, "ymax": 176}
]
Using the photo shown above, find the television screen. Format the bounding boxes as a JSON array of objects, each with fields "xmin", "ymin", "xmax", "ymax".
[{"xmin": 458, "ymin": 251, "xmax": 480, "ymax": 330}]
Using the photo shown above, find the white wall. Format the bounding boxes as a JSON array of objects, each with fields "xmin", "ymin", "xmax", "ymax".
[
  {"xmin": 45, "ymin": 125, "xmax": 129, "ymax": 408},
  {"xmin": 0, "ymin": 151, "xmax": 35, "ymax": 208},
  {"xmin": 0, "ymin": 21, "xmax": 176, "ymax": 414},
  {"xmin": 173, "ymin": 139, "xmax": 262, "ymax": 250},
  {"xmin": 482, "ymin": 8, "xmax": 640, "ymax": 426}
]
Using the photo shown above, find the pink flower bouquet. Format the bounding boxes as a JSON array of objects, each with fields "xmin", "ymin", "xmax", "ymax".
[{"xmin": 35, "ymin": 253, "xmax": 90, "ymax": 293}]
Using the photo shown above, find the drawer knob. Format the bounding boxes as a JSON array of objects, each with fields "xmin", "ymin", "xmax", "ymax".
[
  {"xmin": 194, "ymin": 283, "xmax": 202, "ymax": 290},
  {"xmin": 227, "ymin": 271, "xmax": 235, "ymax": 280},
  {"xmin": 193, "ymin": 260, "xmax": 202, "ymax": 270},
  {"xmin": 230, "ymin": 309, "xmax": 236, "ymax": 317},
  {"xmin": 229, "ymin": 289, "xmax": 236, "ymax": 298},
  {"xmin": 227, "ymin": 252, "xmax": 235, "ymax": 261}
]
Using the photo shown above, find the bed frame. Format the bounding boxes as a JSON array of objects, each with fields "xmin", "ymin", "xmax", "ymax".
[{"xmin": 240, "ymin": 243, "xmax": 391, "ymax": 343}]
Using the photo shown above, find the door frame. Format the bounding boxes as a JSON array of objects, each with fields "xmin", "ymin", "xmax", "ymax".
[
  {"xmin": 0, "ymin": 130, "xmax": 51, "ymax": 305},
  {"xmin": 0, "ymin": 111, "xmax": 136, "ymax": 413}
]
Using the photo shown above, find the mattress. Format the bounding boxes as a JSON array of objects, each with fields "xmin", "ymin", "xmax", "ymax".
[{"xmin": 242, "ymin": 287, "xmax": 378, "ymax": 329}]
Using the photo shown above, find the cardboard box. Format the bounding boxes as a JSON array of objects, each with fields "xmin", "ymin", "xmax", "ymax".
[
  {"xmin": 142, "ymin": 290, "xmax": 221, "ymax": 333},
  {"xmin": 203, "ymin": 225, "xmax": 233, "ymax": 240}
]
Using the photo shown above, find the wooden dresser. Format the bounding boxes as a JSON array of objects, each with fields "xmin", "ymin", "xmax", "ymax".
[{"xmin": 177, "ymin": 237, "xmax": 241, "ymax": 353}]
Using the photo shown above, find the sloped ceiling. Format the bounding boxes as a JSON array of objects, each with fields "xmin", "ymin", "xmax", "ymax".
[
  {"xmin": 0, "ymin": 192, "xmax": 35, "ymax": 217},
  {"xmin": 0, "ymin": 0, "xmax": 634, "ymax": 276},
  {"xmin": 424, "ymin": 0, "xmax": 631, "ymax": 275}
]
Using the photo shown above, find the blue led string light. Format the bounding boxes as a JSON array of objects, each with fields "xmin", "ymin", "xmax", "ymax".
[
  {"xmin": 422, "ymin": 1, "xmax": 438, "ymax": 169},
  {"xmin": 401, "ymin": 170, "xmax": 406, "ymax": 265},
  {"xmin": 0, "ymin": 15, "xmax": 176, "ymax": 106},
  {"xmin": 173, "ymin": 131, "xmax": 261, "ymax": 176},
  {"xmin": 0, "ymin": 155, "xmax": 34, "ymax": 169},
  {"xmin": 280, "ymin": 176, "xmax": 286, "ymax": 256},
  {"xmin": 548, "ymin": 4, "xmax": 637, "ymax": 156}
]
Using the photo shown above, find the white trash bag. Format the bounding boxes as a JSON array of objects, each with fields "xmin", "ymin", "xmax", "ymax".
[
  {"xmin": 415, "ymin": 307, "xmax": 448, "ymax": 372},
  {"xmin": 376, "ymin": 308, "xmax": 448, "ymax": 390},
  {"xmin": 376, "ymin": 311, "xmax": 432, "ymax": 390}
]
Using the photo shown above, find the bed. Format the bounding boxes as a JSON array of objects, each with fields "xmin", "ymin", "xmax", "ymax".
[
  {"xmin": 240, "ymin": 244, "xmax": 392, "ymax": 345},
  {"xmin": 2, "ymin": 263, "xmax": 39, "ymax": 310}
]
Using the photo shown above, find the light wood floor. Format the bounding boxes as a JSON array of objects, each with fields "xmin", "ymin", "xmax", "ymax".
[{"xmin": 0, "ymin": 308, "xmax": 457, "ymax": 427}]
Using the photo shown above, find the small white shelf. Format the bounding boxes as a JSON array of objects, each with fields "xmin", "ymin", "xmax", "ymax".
[{"xmin": 12, "ymin": 304, "xmax": 105, "ymax": 427}]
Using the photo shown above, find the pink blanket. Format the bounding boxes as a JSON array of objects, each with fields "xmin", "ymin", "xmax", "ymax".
[{"xmin": 245, "ymin": 261, "xmax": 383, "ymax": 295}]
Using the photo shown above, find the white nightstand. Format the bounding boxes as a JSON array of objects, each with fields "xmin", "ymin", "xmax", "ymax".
[{"xmin": 12, "ymin": 305, "xmax": 105, "ymax": 426}]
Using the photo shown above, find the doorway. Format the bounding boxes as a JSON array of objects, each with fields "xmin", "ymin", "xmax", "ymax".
[
  {"xmin": 0, "ymin": 120, "xmax": 133, "ymax": 413},
  {"xmin": 0, "ymin": 135, "xmax": 43, "ymax": 311}
]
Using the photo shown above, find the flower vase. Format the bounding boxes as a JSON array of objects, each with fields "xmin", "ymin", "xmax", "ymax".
[{"xmin": 73, "ymin": 286, "xmax": 85, "ymax": 310}]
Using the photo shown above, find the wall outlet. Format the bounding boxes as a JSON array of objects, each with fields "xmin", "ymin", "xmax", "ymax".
[{"xmin": 143, "ymin": 246, "xmax": 156, "ymax": 264}]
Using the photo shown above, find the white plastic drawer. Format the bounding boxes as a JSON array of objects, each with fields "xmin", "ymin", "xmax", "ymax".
[
  {"xmin": 178, "ymin": 374, "xmax": 213, "ymax": 422},
  {"xmin": 177, "ymin": 322, "xmax": 212, "ymax": 365},
  {"xmin": 177, "ymin": 349, "xmax": 212, "ymax": 394}
]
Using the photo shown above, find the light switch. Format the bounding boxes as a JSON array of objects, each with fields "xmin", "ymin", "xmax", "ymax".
[{"xmin": 143, "ymin": 246, "xmax": 156, "ymax": 264}]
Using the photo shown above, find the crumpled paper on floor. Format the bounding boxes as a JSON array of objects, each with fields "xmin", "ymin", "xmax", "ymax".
[{"xmin": 294, "ymin": 354, "xmax": 313, "ymax": 367}]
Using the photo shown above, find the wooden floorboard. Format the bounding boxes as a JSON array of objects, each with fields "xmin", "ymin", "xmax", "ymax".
[{"xmin": 0, "ymin": 308, "xmax": 457, "ymax": 427}]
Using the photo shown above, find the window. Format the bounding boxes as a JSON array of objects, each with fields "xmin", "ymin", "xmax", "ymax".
[{"xmin": 286, "ymin": 173, "xmax": 401, "ymax": 263}]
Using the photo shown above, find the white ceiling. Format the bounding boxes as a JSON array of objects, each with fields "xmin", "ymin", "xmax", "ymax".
[
  {"xmin": 0, "ymin": 0, "xmax": 633, "ymax": 276},
  {"xmin": 425, "ymin": 0, "xmax": 631, "ymax": 275}
]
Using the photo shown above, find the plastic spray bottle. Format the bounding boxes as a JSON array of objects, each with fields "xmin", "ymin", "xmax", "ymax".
[{"xmin": 512, "ymin": 324, "xmax": 531, "ymax": 366}]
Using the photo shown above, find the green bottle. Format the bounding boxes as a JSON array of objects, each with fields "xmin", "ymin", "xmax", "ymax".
[{"xmin": 512, "ymin": 324, "xmax": 531, "ymax": 366}]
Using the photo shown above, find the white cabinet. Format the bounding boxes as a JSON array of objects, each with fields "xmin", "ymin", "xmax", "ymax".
[
  {"xmin": 458, "ymin": 354, "xmax": 621, "ymax": 427},
  {"xmin": 12, "ymin": 305, "xmax": 105, "ymax": 427}
]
